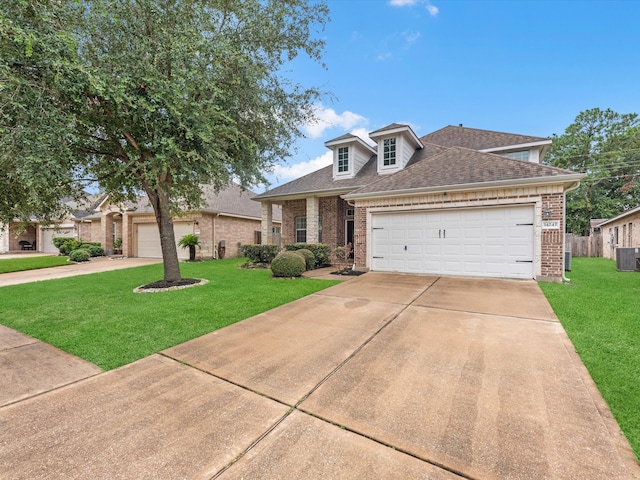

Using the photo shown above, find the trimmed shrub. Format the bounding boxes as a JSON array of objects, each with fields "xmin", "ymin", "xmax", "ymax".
[
  {"xmin": 57, "ymin": 238, "xmax": 81, "ymax": 255},
  {"xmin": 270, "ymin": 251, "xmax": 306, "ymax": 277},
  {"xmin": 87, "ymin": 245, "xmax": 104, "ymax": 257},
  {"xmin": 79, "ymin": 242, "xmax": 101, "ymax": 249},
  {"xmin": 240, "ymin": 244, "xmax": 281, "ymax": 264},
  {"xmin": 52, "ymin": 237, "xmax": 70, "ymax": 249},
  {"xmin": 285, "ymin": 243, "xmax": 331, "ymax": 267},
  {"xmin": 69, "ymin": 248, "xmax": 90, "ymax": 262},
  {"xmin": 295, "ymin": 248, "xmax": 316, "ymax": 270}
]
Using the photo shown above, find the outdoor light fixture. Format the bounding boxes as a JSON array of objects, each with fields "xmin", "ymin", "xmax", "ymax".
[
  {"xmin": 543, "ymin": 207, "xmax": 552, "ymax": 219},
  {"xmin": 193, "ymin": 219, "xmax": 199, "ymax": 225}
]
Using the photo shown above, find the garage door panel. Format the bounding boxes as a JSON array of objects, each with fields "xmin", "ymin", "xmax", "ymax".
[
  {"xmin": 136, "ymin": 223, "xmax": 192, "ymax": 259},
  {"xmin": 371, "ymin": 206, "xmax": 534, "ymax": 279}
]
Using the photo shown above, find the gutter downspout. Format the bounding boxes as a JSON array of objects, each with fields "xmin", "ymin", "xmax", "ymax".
[{"xmin": 563, "ymin": 183, "xmax": 581, "ymax": 282}]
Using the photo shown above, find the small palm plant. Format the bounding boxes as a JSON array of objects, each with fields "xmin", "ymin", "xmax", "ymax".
[{"xmin": 178, "ymin": 233, "xmax": 200, "ymax": 262}]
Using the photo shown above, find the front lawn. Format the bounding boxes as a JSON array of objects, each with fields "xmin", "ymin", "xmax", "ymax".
[
  {"xmin": 0, "ymin": 255, "xmax": 71, "ymax": 273},
  {"xmin": 0, "ymin": 258, "xmax": 339, "ymax": 370},
  {"xmin": 539, "ymin": 257, "xmax": 640, "ymax": 460}
]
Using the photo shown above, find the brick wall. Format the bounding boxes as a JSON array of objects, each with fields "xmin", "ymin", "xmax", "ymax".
[
  {"xmin": 354, "ymin": 206, "xmax": 367, "ymax": 268},
  {"xmin": 214, "ymin": 215, "xmax": 262, "ymax": 258},
  {"xmin": 601, "ymin": 209, "xmax": 640, "ymax": 260},
  {"xmin": 281, "ymin": 196, "xmax": 350, "ymax": 248},
  {"xmin": 282, "ymin": 199, "xmax": 306, "ymax": 245},
  {"xmin": 540, "ymin": 193, "xmax": 564, "ymax": 279}
]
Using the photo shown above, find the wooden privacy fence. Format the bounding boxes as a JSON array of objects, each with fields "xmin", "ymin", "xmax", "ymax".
[{"xmin": 566, "ymin": 233, "xmax": 602, "ymax": 257}]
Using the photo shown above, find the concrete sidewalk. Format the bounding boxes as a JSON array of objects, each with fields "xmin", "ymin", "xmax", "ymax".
[
  {"xmin": 0, "ymin": 273, "xmax": 638, "ymax": 479},
  {"xmin": 0, "ymin": 256, "xmax": 162, "ymax": 287}
]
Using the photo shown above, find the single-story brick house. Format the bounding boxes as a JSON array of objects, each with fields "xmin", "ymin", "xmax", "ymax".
[
  {"xmin": 1, "ymin": 183, "xmax": 281, "ymax": 259},
  {"xmin": 597, "ymin": 206, "xmax": 640, "ymax": 260},
  {"xmin": 90, "ymin": 183, "xmax": 281, "ymax": 260},
  {"xmin": 0, "ymin": 195, "xmax": 101, "ymax": 254},
  {"xmin": 255, "ymin": 124, "xmax": 584, "ymax": 282}
]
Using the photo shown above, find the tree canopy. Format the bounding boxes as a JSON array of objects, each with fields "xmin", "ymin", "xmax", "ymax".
[
  {"xmin": 546, "ymin": 108, "xmax": 640, "ymax": 235},
  {"xmin": 1, "ymin": 0, "xmax": 329, "ymax": 280}
]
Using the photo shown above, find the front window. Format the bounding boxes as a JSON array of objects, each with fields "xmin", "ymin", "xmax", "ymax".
[
  {"xmin": 294, "ymin": 216, "xmax": 322, "ymax": 243},
  {"xmin": 295, "ymin": 216, "xmax": 306, "ymax": 243},
  {"xmin": 338, "ymin": 147, "xmax": 349, "ymax": 173},
  {"xmin": 383, "ymin": 138, "xmax": 396, "ymax": 166},
  {"xmin": 504, "ymin": 150, "xmax": 530, "ymax": 161}
]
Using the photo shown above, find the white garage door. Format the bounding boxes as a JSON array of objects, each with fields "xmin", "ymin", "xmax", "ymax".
[
  {"xmin": 371, "ymin": 206, "xmax": 534, "ymax": 279},
  {"xmin": 136, "ymin": 222, "xmax": 192, "ymax": 260},
  {"xmin": 41, "ymin": 227, "xmax": 75, "ymax": 254}
]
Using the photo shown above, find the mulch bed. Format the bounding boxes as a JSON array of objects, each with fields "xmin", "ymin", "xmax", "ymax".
[
  {"xmin": 331, "ymin": 269, "xmax": 366, "ymax": 277},
  {"xmin": 134, "ymin": 278, "xmax": 208, "ymax": 293}
]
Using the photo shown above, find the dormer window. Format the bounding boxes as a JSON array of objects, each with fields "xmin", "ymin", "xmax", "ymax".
[
  {"xmin": 504, "ymin": 150, "xmax": 530, "ymax": 161},
  {"xmin": 383, "ymin": 138, "xmax": 396, "ymax": 166},
  {"xmin": 338, "ymin": 147, "xmax": 349, "ymax": 173},
  {"xmin": 326, "ymin": 133, "xmax": 376, "ymax": 180}
]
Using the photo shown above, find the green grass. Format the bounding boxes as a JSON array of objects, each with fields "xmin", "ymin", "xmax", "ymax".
[
  {"xmin": 539, "ymin": 257, "xmax": 640, "ymax": 460},
  {"xmin": 0, "ymin": 255, "xmax": 71, "ymax": 273},
  {"xmin": 0, "ymin": 258, "xmax": 340, "ymax": 370}
]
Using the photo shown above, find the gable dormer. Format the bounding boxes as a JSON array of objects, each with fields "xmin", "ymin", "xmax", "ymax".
[
  {"xmin": 325, "ymin": 133, "xmax": 376, "ymax": 180},
  {"xmin": 369, "ymin": 123, "xmax": 423, "ymax": 175}
]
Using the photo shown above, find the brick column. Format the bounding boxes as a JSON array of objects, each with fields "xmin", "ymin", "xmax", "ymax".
[
  {"xmin": 261, "ymin": 201, "xmax": 273, "ymax": 245},
  {"xmin": 306, "ymin": 196, "xmax": 319, "ymax": 243},
  {"xmin": 101, "ymin": 212, "xmax": 111, "ymax": 251},
  {"xmin": 354, "ymin": 206, "xmax": 367, "ymax": 269}
]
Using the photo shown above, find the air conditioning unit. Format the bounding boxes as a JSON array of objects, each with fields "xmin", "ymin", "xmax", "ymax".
[{"xmin": 616, "ymin": 247, "xmax": 639, "ymax": 272}]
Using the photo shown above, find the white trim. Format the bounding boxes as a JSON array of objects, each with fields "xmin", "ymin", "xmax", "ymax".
[
  {"xmin": 325, "ymin": 136, "xmax": 376, "ymax": 155},
  {"xmin": 597, "ymin": 204, "xmax": 640, "ymax": 227},
  {"xmin": 479, "ymin": 140, "xmax": 551, "ymax": 153},
  {"xmin": 343, "ymin": 174, "xmax": 584, "ymax": 200},
  {"xmin": 369, "ymin": 125, "xmax": 423, "ymax": 149}
]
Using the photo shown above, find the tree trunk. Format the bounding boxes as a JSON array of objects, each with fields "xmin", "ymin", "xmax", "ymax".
[
  {"xmin": 189, "ymin": 245, "xmax": 196, "ymax": 262},
  {"xmin": 147, "ymin": 188, "xmax": 182, "ymax": 282}
]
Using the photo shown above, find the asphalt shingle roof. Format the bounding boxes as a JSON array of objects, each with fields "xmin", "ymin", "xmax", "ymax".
[
  {"xmin": 346, "ymin": 147, "xmax": 576, "ymax": 196},
  {"xmin": 128, "ymin": 183, "xmax": 281, "ymax": 220},
  {"xmin": 420, "ymin": 125, "xmax": 549, "ymax": 150},
  {"xmin": 254, "ymin": 125, "xmax": 568, "ymax": 201}
]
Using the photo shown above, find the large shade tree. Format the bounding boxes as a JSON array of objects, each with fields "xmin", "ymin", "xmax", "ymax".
[
  {"xmin": 546, "ymin": 108, "xmax": 640, "ymax": 235},
  {"xmin": 1, "ymin": 0, "xmax": 328, "ymax": 281}
]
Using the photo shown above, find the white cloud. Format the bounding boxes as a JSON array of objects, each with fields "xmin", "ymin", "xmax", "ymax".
[
  {"xmin": 403, "ymin": 31, "xmax": 421, "ymax": 45},
  {"xmin": 303, "ymin": 104, "xmax": 367, "ymax": 139},
  {"xmin": 272, "ymin": 151, "xmax": 333, "ymax": 183},
  {"xmin": 376, "ymin": 51, "xmax": 392, "ymax": 62},
  {"xmin": 389, "ymin": 0, "xmax": 439, "ymax": 17},
  {"xmin": 390, "ymin": 0, "xmax": 419, "ymax": 5},
  {"xmin": 350, "ymin": 127, "xmax": 376, "ymax": 147}
]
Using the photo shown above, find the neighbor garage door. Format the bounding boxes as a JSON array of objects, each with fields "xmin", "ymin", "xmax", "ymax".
[
  {"xmin": 135, "ymin": 222, "xmax": 192, "ymax": 260},
  {"xmin": 41, "ymin": 227, "xmax": 75, "ymax": 254},
  {"xmin": 371, "ymin": 205, "xmax": 534, "ymax": 279}
]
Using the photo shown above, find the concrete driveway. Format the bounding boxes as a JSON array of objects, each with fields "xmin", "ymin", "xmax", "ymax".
[
  {"xmin": 0, "ymin": 273, "xmax": 638, "ymax": 479},
  {"xmin": 0, "ymin": 256, "xmax": 162, "ymax": 287}
]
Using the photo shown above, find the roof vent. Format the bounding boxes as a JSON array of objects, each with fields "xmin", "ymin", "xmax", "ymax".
[{"xmin": 459, "ymin": 123, "xmax": 463, "ymax": 127}]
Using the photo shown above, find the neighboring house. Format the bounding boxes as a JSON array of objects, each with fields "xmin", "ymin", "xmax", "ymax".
[
  {"xmin": 1, "ymin": 183, "xmax": 281, "ymax": 259},
  {"xmin": 0, "ymin": 195, "xmax": 101, "ymax": 254},
  {"xmin": 92, "ymin": 183, "xmax": 281, "ymax": 260},
  {"xmin": 598, "ymin": 206, "xmax": 640, "ymax": 260},
  {"xmin": 255, "ymin": 124, "xmax": 584, "ymax": 282}
]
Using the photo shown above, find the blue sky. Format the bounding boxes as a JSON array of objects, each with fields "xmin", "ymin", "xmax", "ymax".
[{"xmin": 261, "ymin": 0, "xmax": 640, "ymax": 190}]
